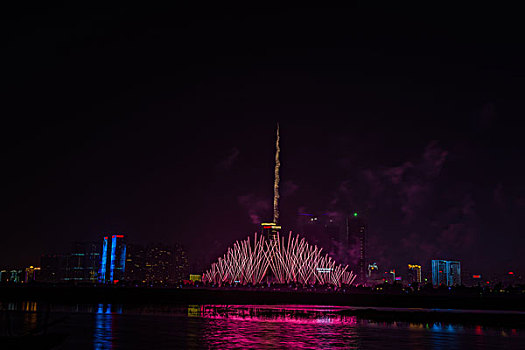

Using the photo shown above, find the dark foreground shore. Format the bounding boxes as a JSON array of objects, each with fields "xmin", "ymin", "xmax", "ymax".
[
  {"xmin": 1, "ymin": 286, "xmax": 524, "ymax": 311},
  {"xmin": 1, "ymin": 286, "xmax": 525, "ymax": 328}
]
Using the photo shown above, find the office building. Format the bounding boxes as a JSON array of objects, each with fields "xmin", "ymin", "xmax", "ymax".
[
  {"xmin": 9, "ymin": 270, "xmax": 22, "ymax": 283},
  {"xmin": 24, "ymin": 266, "xmax": 41, "ymax": 283},
  {"xmin": 407, "ymin": 264, "xmax": 422, "ymax": 284},
  {"xmin": 432, "ymin": 260, "xmax": 461, "ymax": 286},
  {"xmin": 99, "ymin": 235, "xmax": 126, "ymax": 284},
  {"xmin": 347, "ymin": 212, "xmax": 366, "ymax": 283},
  {"xmin": 0, "ymin": 270, "xmax": 8, "ymax": 283},
  {"xmin": 65, "ymin": 242, "xmax": 100, "ymax": 283},
  {"xmin": 40, "ymin": 254, "xmax": 67, "ymax": 282},
  {"xmin": 125, "ymin": 243, "xmax": 189, "ymax": 285}
]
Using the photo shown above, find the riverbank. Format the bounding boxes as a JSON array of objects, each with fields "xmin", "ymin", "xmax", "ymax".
[{"xmin": 1, "ymin": 286, "xmax": 524, "ymax": 312}]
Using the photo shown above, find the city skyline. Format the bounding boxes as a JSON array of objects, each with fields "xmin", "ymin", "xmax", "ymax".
[
  {"xmin": 2, "ymin": 7, "xmax": 525, "ymax": 276},
  {"xmin": 2, "ymin": 123, "xmax": 520, "ymax": 287},
  {"xmin": 3, "ymin": 6, "xmax": 525, "ymax": 349}
]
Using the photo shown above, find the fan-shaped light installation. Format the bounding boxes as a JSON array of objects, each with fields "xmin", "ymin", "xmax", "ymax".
[{"xmin": 203, "ymin": 232, "xmax": 356, "ymax": 287}]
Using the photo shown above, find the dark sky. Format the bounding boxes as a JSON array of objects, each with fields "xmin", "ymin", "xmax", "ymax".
[{"xmin": 3, "ymin": 6, "xmax": 525, "ymax": 275}]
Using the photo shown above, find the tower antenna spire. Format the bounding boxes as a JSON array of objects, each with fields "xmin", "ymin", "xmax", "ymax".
[{"xmin": 273, "ymin": 123, "xmax": 280, "ymax": 224}]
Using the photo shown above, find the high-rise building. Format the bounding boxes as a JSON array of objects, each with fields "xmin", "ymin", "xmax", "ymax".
[
  {"xmin": 40, "ymin": 254, "xmax": 67, "ymax": 282},
  {"xmin": 368, "ymin": 263, "xmax": 378, "ymax": 278},
  {"xmin": 24, "ymin": 266, "xmax": 41, "ymax": 283},
  {"xmin": 432, "ymin": 260, "xmax": 461, "ymax": 286},
  {"xmin": 64, "ymin": 242, "xmax": 100, "ymax": 283},
  {"xmin": 0, "ymin": 270, "xmax": 8, "ymax": 283},
  {"xmin": 124, "ymin": 243, "xmax": 189, "ymax": 285},
  {"xmin": 407, "ymin": 264, "xmax": 422, "ymax": 284},
  {"xmin": 99, "ymin": 235, "xmax": 126, "ymax": 284},
  {"xmin": 9, "ymin": 270, "xmax": 22, "ymax": 283},
  {"xmin": 347, "ymin": 212, "xmax": 366, "ymax": 283},
  {"xmin": 367, "ymin": 262, "xmax": 382, "ymax": 285},
  {"xmin": 325, "ymin": 216, "xmax": 342, "ymax": 243},
  {"xmin": 173, "ymin": 243, "xmax": 190, "ymax": 283}
]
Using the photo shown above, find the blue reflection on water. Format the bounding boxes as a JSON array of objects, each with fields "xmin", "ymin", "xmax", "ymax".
[
  {"xmin": 94, "ymin": 304, "xmax": 121, "ymax": 350},
  {"xmin": 429, "ymin": 322, "xmax": 461, "ymax": 350}
]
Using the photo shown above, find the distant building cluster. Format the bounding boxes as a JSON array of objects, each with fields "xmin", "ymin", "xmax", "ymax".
[
  {"xmin": 287, "ymin": 211, "xmax": 521, "ymax": 288},
  {"xmin": 0, "ymin": 235, "xmax": 189, "ymax": 286}
]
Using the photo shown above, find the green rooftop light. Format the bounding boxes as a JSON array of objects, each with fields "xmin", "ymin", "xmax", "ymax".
[{"xmin": 353, "ymin": 212, "xmax": 358, "ymax": 217}]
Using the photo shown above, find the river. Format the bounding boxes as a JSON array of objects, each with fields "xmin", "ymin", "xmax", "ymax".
[{"xmin": 1, "ymin": 302, "xmax": 524, "ymax": 349}]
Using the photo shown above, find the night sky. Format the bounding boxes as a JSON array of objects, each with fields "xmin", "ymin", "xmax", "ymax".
[{"xmin": 3, "ymin": 6, "xmax": 525, "ymax": 275}]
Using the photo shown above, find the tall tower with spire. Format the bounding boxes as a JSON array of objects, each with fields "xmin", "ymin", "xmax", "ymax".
[
  {"xmin": 273, "ymin": 123, "xmax": 280, "ymax": 224},
  {"xmin": 261, "ymin": 123, "xmax": 282, "ymax": 239}
]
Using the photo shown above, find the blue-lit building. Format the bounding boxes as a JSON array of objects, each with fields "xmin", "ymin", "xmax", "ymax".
[
  {"xmin": 99, "ymin": 235, "xmax": 126, "ymax": 284},
  {"xmin": 432, "ymin": 260, "xmax": 461, "ymax": 286}
]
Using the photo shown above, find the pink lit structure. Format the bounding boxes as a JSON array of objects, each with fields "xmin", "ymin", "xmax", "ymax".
[{"xmin": 203, "ymin": 232, "xmax": 356, "ymax": 287}]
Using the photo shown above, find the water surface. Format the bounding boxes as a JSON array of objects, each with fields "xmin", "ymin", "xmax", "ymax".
[{"xmin": 1, "ymin": 302, "xmax": 524, "ymax": 349}]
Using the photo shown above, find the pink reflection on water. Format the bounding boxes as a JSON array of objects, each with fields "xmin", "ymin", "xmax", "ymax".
[
  {"xmin": 186, "ymin": 305, "xmax": 524, "ymax": 349},
  {"xmin": 199, "ymin": 304, "xmax": 357, "ymax": 325},
  {"xmin": 197, "ymin": 305, "xmax": 360, "ymax": 349}
]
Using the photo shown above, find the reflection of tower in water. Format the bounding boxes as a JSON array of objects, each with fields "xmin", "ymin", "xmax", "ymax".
[
  {"xmin": 94, "ymin": 304, "xmax": 121, "ymax": 350},
  {"xmin": 23, "ymin": 301, "xmax": 38, "ymax": 333}
]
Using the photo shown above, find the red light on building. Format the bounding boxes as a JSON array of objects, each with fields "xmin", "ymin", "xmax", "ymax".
[
  {"xmin": 486, "ymin": 281, "xmax": 490, "ymax": 284},
  {"xmin": 113, "ymin": 280, "xmax": 119, "ymax": 284},
  {"xmin": 263, "ymin": 226, "xmax": 273, "ymax": 229},
  {"xmin": 508, "ymin": 271, "xmax": 514, "ymax": 275},
  {"xmin": 115, "ymin": 235, "xmax": 124, "ymax": 238},
  {"xmin": 104, "ymin": 237, "xmax": 108, "ymax": 240},
  {"xmin": 472, "ymin": 275, "xmax": 481, "ymax": 279},
  {"xmin": 439, "ymin": 270, "xmax": 443, "ymax": 273}
]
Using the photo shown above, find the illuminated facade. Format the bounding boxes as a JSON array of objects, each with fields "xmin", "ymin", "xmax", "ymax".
[
  {"xmin": 9, "ymin": 270, "xmax": 22, "ymax": 283},
  {"xmin": 203, "ymin": 232, "xmax": 356, "ymax": 287},
  {"xmin": 124, "ymin": 243, "xmax": 189, "ymax": 285},
  {"xmin": 24, "ymin": 266, "xmax": 41, "ymax": 283},
  {"xmin": 189, "ymin": 274, "xmax": 202, "ymax": 282},
  {"xmin": 99, "ymin": 235, "xmax": 126, "ymax": 284},
  {"xmin": 0, "ymin": 270, "xmax": 7, "ymax": 283},
  {"xmin": 407, "ymin": 264, "xmax": 422, "ymax": 284},
  {"xmin": 431, "ymin": 260, "xmax": 461, "ymax": 286},
  {"xmin": 260, "ymin": 222, "xmax": 281, "ymax": 240},
  {"xmin": 368, "ymin": 263, "xmax": 378, "ymax": 277},
  {"xmin": 367, "ymin": 262, "xmax": 383, "ymax": 285},
  {"xmin": 0, "ymin": 270, "xmax": 23, "ymax": 283},
  {"xmin": 65, "ymin": 242, "xmax": 100, "ymax": 282}
]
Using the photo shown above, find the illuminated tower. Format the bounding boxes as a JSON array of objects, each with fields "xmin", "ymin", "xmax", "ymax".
[
  {"xmin": 99, "ymin": 234, "xmax": 126, "ymax": 284},
  {"xmin": 408, "ymin": 264, "xmax": 422, "ymax": 284},
  {"xmin": 261, "ymin": 124, "xmax": 281, "ymax": 240},
  {"xmin": 273, "ymin": 123, "xmax": 280, "ymax": 225},
  {"xmin": 347, "ymin": 211, "xmax": 366, "ymax": 284},
  {"xmin": 432, "ymin": 260, "xmax": 461, "ymax": 286}
]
